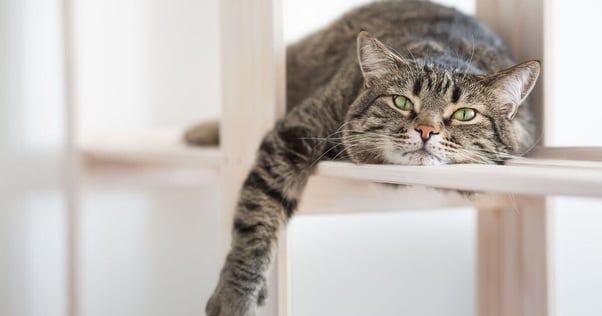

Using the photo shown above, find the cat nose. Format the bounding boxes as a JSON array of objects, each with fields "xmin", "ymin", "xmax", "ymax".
[{"xmin": 415, "ymin": 124, "xmax": 439, "ymax": 142}]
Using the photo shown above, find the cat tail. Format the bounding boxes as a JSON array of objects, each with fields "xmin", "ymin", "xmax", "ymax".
[{"xmin": 183, "ymin": 119, "xmax": 219, "ymax": 146}]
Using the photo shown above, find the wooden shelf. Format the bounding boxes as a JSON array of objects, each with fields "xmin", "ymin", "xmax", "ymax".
[
  {"xmin": 298, "ymin": 176, "xmax": 508, "ymax": 214},
  {"xmin": 78, "ymin": 133, "xmax": 602, "ymax": 198},
  {"xmin": 79, "ymin": 132, "xmax": 221, "ymax": 186},
  {"xmin": 80, "ymin": 131, "xmax": 222, "ymax": 168},
  {"xmin": 315, "ymin": 160, "xmax": 602, "ymax": 198},
  {"xmin": 528, "ymin": 146, "xmax": 602, "ymax": 161}
]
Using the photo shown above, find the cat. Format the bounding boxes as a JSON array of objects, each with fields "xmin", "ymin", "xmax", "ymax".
[{"xmin": 199, "ymin": 1, "xmax": 540, "ymax": 315}]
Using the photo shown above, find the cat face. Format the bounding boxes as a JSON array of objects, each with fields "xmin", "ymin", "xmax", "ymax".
[{"xmin": 343, "ymin": 32, "xmax": 540, "ymax": 165}]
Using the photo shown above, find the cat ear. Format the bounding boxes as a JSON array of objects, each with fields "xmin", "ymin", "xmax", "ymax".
[
  {"xmin": 357, "ymin": 31, "xmax": 404, "ymax": 88},
  {"xmin": 486, "ymin": 60, "xmax": 541, "ymax": 120}
]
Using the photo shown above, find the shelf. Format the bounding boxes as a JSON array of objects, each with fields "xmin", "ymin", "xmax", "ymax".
[
  {"xmin": 79, "ymin": 131, "xmax": 221, "ymax": 186},
  {"xmin": 528, "ymin": 146, "xmax": 602, "ymax": 161},
  {"xmin": 298, "ymin": 176, "xmax": 508, "ymax": 214},
  {"xmin": 80, "ymin": 131, "xmax": 221, "ymax": 168},
  {"xmin": 315, "ymin": 160, "xmax": 602, "ymax": 198},
  {"xmin": 78, "ymin": 133, "xmax": 602, "ymax": 199}
]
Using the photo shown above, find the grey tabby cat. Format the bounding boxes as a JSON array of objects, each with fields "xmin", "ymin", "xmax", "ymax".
[{"xmin": 197, "ymin": 1, "xmax": 540, "ymax": 315}]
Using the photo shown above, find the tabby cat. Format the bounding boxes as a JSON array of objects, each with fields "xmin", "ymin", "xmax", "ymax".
[{"xmin": 195, "ymin": 1, "xmax": 540, "ymax": 315}]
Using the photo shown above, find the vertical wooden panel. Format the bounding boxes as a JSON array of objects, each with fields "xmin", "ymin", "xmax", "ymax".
[
  {"xmin": 277, "ymin": 230, "xmax": 291, "ymax": 316},
  {"xmin": 477, "ymin": 198, "xmax": 554, "ymax": 316},
  {"xmin": 476, "ymin": 1, "xmax": 554, "ymax": 316},
  {"xmin": 219, "ymin": 1, "xmax": 286, "ymax": 315},
  {"xmin": 61, "ymin": 0, "xmax": 81, "ymax": 315},
  {"xmin": 541, "ymin": 0, "xmax": 555, "ymax": 146},
  {"xmin": 476, "ymin": 0, "xmax": 547, "ymax": 144},
  {"xmin": 477, "ymin": 209, "xmax": 502, "ymax": 316}
]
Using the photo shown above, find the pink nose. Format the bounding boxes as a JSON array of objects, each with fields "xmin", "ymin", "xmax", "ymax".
[{"xmin": 415, "ymin": 124, "xmax": 439, "ymax": 141}]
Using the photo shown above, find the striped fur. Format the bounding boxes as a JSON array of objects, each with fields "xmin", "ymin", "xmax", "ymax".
[{"xmin": 206, "ymin": 1, "xmax": 539, "ymax": 315}]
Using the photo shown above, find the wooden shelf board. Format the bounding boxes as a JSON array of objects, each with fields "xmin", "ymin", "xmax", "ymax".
[
  {"xmin": 78, "ymin": 136, "xmax": 602, "ymax": 198},
  {"xmin": 315, "ymin": 160, "xmax": 602, "ymax": 198},
  {"xmin": 298, "ymin": 176, "xmax": 508, "ymax": 214},
  {"xmin": 79, "ymin": 131, "xmax": 222, "ymax": 168},
  {"xmin": 528, "ymin": 146, "xmax": 602, "ymax": 161},
  {"xmin": 79, "ymin": 132, "xmax": 221, "ymax": 186},
  {"xmin": 81, "ymin": 161, "xmax": 220, "ymax": 187},
  {"xmin": 82, "ymin": 145, "xmax": 221, "ymax": 168}
]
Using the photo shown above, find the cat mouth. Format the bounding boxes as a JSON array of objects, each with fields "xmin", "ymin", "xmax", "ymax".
[
  {"xmin": 404, "ymin": 148, "xmax": 434, "ymax": 158},
  {"xmin": 405, "ymin": 148, "xmax": 429, "ymax": 155},
  {"xmin": 384, "ymin": 145, "xmax": 446, "ymax": 165},
  {"xmin": 401, "ymin": 149, "xmax": 444, "ymax": 165}
]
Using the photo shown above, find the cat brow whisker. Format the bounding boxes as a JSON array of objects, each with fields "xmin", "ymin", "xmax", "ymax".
[
  {"xmin": 461, "ymin": 32, "xmax": 476, "ymax": 79},
  {"xmin": 404, "ymin": 48, "xmax": 423, "ymax": 78}
]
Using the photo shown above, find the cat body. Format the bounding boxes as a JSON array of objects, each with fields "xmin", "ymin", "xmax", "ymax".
[{"xmin": 205, "ymin": 1, "xmax": 539, "ymax": 315}]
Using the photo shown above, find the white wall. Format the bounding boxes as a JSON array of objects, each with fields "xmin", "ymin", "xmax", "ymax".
[
  {"xmin": 551, "ymin": 2, "xmax": 602, "ymax": 315},
  {"xmin": 71, "ymin": 1, "xmax": 223, "ymax": 315},
  {"xmin": 289, "ymin": 208, "xmax": 476, "ymax": 316},
  {"xmin": 551, "ymin": 1, "xmax": 602, "ymax": 147},
  {"xmin": 554, "ymin": 198, "xmax": 602, "ymax": 316},
  {"xmin": 0, "ymin": 0, "xmax": 67, "ymax": 315},
  {"xmin": 79, "ymin": 184, "xmax": 221, "ymax": 316},
  {"xmin": 284, "ymin": 0, "xmax": 475, "ymax": 43},
  {"xmin": 73, "ymin": 0, "xmax": 221, "ymax": 142}
]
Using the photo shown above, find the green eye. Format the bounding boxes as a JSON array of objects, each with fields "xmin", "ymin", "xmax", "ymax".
[
  {"xmin": 393, "ymin": 95, "xmax": 414, "ymax": 111},
  {"xmin": 452, "ymin": 108, "xmax": 476, "ymax": 121}
]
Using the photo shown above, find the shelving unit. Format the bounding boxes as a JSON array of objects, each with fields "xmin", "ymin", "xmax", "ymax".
[
  {"xmin": 62, "ymin": 0, "xmax": 601, "ymax": 316},
  {"xmin": 78, "ymin": 133, "xmax": 601, "ymax": 316},
  {"xmin": 78, "ymin": 133, "xmax": 602, "ymax": 316}
]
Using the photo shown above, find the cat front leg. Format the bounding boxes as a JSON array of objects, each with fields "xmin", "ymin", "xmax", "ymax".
[
  {"xmin": 206, "ymin": 58, "xmax": 360, "ymax": 315},
  {"xmin": 206, "ymin": 119, "xmax": 330, "ymax": 316}
]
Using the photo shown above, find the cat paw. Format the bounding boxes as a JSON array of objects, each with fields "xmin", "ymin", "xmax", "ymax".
[{"xmin": 205, "ymin": 286, "xmax": 257, "ymax": 316}]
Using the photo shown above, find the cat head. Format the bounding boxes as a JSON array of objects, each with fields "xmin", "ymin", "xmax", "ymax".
[{"xmin": 343, "ymin": 31, "xmax": 540, "ymax": 165}]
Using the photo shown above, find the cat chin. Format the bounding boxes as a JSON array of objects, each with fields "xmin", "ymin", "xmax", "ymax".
[{"xmin": 383, "ymin": 149, "xmax": 446, "ymax": 166}]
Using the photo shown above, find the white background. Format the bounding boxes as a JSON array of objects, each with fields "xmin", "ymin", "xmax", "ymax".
[{"xmin": 0, "ymin": 0, "xmax": 600, "ymax": 315}]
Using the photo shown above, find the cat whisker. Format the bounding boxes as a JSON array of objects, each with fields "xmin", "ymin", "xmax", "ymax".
[
  {"xmin": 337, "ymin": 142, "xmax": 387, "ymax": 161},
  {"xmin": 445, "ymin": 148, "xmax": 495, "ymax": 164},
  {"xmin": 309, "ymin": 133, "xmax": 386, "ymax": 165}
]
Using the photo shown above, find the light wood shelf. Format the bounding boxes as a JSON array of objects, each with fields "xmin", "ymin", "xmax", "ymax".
[
  {"xmin": 80, "ymin": 132, "xmax": 221, "ymax": 168},
  {"xmin": 79, "ymin": 132, "xmax": 221, "ymax": 186},
  {"xmin": 78, "ymin": 133, "xmax": 602, "ymax": 198},
  {"xmin": 315, "ymin": 160, "xmax": 602, "ymax": 198}
]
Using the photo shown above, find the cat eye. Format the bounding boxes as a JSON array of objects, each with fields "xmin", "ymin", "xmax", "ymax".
[
  {"xmin": 393, "ymin": 95, "xmax": 414, "ymax": 111},
  {"xmin": 452, "ymin": 108, "xmax": 476, "ymax": 121}
]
